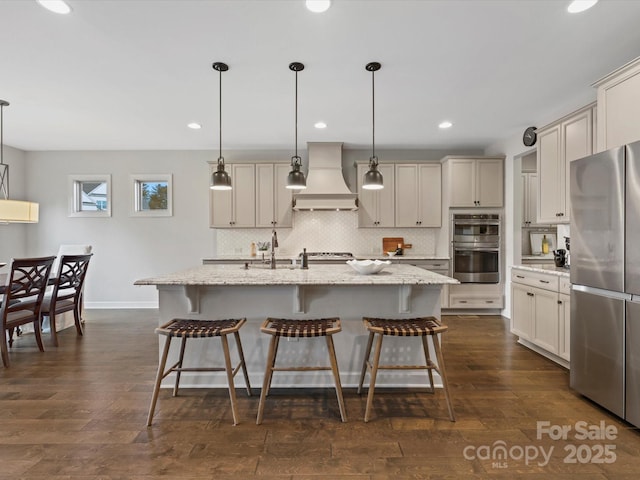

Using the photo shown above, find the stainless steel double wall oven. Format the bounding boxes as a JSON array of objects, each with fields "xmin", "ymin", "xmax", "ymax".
[{"xmin": 451, "ymin": 213, "xmax": 501, "ymax": 283}]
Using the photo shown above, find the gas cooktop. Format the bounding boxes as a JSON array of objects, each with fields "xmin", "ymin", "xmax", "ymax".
[{"xmin": 300, "ymin": 251, "xmax": 354, "ymax": 259}]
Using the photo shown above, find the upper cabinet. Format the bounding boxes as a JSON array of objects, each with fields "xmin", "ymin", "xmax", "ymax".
[
  {"xmin": 537, "ymin": 104, "xmax": 594, "ymax": 224},
  {"xmin": 442, "ymin": 157, "xmax": 504, "ymax": 208},
  {"xmin": 210, "ymin": 162, "xmax": 291, "ymax": 228},
  {"xmin": 395, "ymin": 163, "xmax": 442, "ymax": 227},
  {"xmin": 255, "ymin": 163, "xmax": 293, "ymax": 228},
  {"xmin": 357, "ymin": 163, "xmax": 395, "ymax": 227},
  {"xmin": 594, "ymin": 55, "xmax": 640, "ymax": 151}
]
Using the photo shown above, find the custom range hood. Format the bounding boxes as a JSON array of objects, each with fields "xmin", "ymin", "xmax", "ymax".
[{"xmin": 293, "ymin": 142, "xmax": 358, "ymax": 211}]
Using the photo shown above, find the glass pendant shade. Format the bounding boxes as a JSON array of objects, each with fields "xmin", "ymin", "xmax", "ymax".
[
  {"xmin": 210, "ymin": 158, "xmax": 232, "ymax": 190},
  {"xmin": 286, "ymin": 158, "xmax": 306, "ymax": 190},
  {"xmin": 362, "ymin": 158, "xmax": 384, "ymax": 190}
]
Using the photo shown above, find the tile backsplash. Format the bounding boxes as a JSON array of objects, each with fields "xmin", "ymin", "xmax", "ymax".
[{"xmin": 216, "ymin": 211, "xmax": 437, "ymax": 256}]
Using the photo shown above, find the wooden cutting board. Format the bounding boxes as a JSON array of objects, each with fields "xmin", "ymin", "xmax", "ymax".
[{"xmin": 382, "ymin": 237, "xmax": 404, "ymax": 254}]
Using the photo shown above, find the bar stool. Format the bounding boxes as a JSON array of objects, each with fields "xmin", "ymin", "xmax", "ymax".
[
  {"xmin": 256, "ymin": 317, "xmax": 347, "ymax": 424},
  {"xmin": 357, "ymin": 316, "xmax": 455, "ymax": 423},
  {"xmin": 147, "ymin": 318, "xmax": 252, "ymax": 426}
]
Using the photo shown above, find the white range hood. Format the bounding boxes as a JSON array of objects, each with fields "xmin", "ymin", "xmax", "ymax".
[{"xmin": 293, "ymin": 142, "xmax": 358, "ymax": 211}]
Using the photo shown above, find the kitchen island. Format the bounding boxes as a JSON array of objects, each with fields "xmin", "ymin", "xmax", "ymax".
[{"xmin": 135, "ymin": 263, "xmax": 458, "ymax": 388}]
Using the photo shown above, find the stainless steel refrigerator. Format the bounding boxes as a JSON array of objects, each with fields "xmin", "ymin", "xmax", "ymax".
[{"xmin": 570, "ymin": 140, "xmax": 640, "ymax": 428}]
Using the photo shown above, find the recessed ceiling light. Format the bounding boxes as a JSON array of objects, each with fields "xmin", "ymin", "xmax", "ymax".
[
  {"xmin": 439, "ymin": 121, "xmax": 453, "ymax": 129},
  {"xmin": 314, "ymin": 121, "xmax": 327, "ymax": 129},
  {"xmin": 567, "ymin": 0, "xmax": 598, "ymax": 13},
  {"xmin": 306, "ymin": 0, "xmax": 331, "ymax": 13},
  {"xmin": 187, "ymin": 123, "xmax": 202, "ymax": 130},
  {"xmin": 36, "ymin": 0, "xmax": 72, "ymax": 14}
]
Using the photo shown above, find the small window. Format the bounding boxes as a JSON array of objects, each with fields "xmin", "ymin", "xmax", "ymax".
[
  {"xmin": 69, "ymin": 175, "xmax": 111, "ymax": 217},
  {"xmin": 131, "ymin": 174, "xmax": 172, "ymax": 217}
]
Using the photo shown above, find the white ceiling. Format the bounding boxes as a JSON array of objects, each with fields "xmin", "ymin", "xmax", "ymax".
[{"xmin": 2, "ymin": 0, "xmax": 640, "ymax": 152}]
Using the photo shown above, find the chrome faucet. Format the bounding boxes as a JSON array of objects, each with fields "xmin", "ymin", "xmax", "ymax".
[{"xmin": 270, "ymin": 228, "xmax": 278, "ymax": 269}]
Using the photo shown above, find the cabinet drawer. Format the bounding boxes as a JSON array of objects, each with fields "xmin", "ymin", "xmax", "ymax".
[
  {"xmin": 511, "ymin": 269, "xmax": 559, "ymax": 291},
  {"xmin": 559, "ymin": 277, "xmax": 571, "ymax": 295},
  {"xmin": 449, "ymin": 294, "xmax": 503, "ymax": 309}
]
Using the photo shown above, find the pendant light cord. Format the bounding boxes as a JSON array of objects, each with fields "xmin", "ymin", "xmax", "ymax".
[
  {"xmin": 294, "ymin": 68, "xmax": 298, "ymax": 160},
  {"xmin": 371, "ymin": 67, "xmax": 376, "ymax": 162},
  {"xmin": 218, "ymin": 66, "xmax": 223, "ymax": 163}
]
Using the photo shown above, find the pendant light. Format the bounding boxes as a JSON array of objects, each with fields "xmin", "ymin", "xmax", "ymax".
[
  {"xmin": 362, "ymin": 62, "xmax": 384, "ymax": 190},
  {"xmin": 210, "ymin": 62, "xmax": 232, "ymax": 190},
  {"xmin": 286, "ymin": 62, "xmax": 307, "ymax": 190},
  {"xmin": 0, "ymin": 100, "xmax": 39, "ymax": 224}
]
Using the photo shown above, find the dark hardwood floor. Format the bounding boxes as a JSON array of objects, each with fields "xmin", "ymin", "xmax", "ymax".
[{"xmin": 1, "ymin": 310, "xmax": 639, "ymax": 479}]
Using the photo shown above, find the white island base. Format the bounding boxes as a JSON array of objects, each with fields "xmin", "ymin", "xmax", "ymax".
[{"xmin": 137, "ymin": 264, "xmax": 457, "ymax": 389}]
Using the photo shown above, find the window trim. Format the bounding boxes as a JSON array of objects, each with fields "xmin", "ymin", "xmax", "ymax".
[
  {"xmin": 130, "ymin": 174, "xmax": 173, "ymax": 217},
  {"xmin": 68, "ymin": 174, "xmax": 112, "ymax": 218}
]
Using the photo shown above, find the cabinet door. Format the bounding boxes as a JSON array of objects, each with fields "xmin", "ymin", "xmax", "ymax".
[
  {"xmin": 273, "ymin": 163, "xmax": 293, "ymax": 227},
  {"xmin": 230, "ymin": 164, "xmax": 256, "ymax": 228},
  {"xmin": 537, "ymin": 125, "xmax": 563, "ymax": 223},
  {"xmin": 358, "ymin": 163, "xmax": 394, "ymax": 227},
  {"xmin": 511, "ymin": 283, "xmax": 533, "ymax": 339},
  {"xmin": 255, "ymin": 164, "xmax": 275, "ymax": 228},
  {"xmin": 395, "ymin": 164, "xmax": 419, "ymax": 226},
  {"xmin": 562, "ymin": 108, "xmax": 593, "ymax": 223},
  {"xmin": 448, "ymin": 158, "xmax": 476, "ymax": 207},
  {"xmin": 476, "ymin": 159, "xmax": 503, "ymax": 207},
  {"xmin": 532, "ymin": 287, "xmax": 560, "ymax": 354},
  {"xmin": 418, "ymin": 163, "xmax": 442, "ymax": 227},
  {"xmin": 210, "ymin": 187, "xmax": 233, "ymax": 227},
  {"xmin": 558, "ymin": 293, "xmax": 571, "ymax": 361}
]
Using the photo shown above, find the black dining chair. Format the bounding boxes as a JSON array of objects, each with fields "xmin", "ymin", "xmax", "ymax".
[
  {"xmin": 1, "ymin": 256, "xmax": 56, "ymax": 368},
  {"xmin": 40, "ymin": 253, "xmax": 93, "ymax": 347}
]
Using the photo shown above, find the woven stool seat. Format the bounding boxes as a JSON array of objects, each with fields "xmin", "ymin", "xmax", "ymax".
[
  {"xmin": 363, "ymin": 317, "xmax": 448, "ymax": 336},
  {"xmin": 261, "ymin": 317, "xmax": 342, "ymax": 338},
  {"xmin": 257, "ymin": 317, "xmax": 347, "ymax": 424},
  {"xmin": 147, "ymin": 318, "xmax": 252, "ymax": 427},
  {"xmin": 156, "ymin": 318, "xmax": 245, "ymax": 338},
  {"xmin": 358, "ymin": 316, "xmax": 455, "ymax": 423}
]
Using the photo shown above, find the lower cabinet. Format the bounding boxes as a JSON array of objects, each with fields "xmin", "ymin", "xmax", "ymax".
[
  {"xmin": 510, "ymin": 268, "xmax": 570, "ymax": 367},
  {"xmin": 403, "ymin": 259, "xmax": 449, "ymax": 309}
]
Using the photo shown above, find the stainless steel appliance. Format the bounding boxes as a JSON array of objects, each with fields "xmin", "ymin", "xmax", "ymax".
[
  {"xmin": 570, "ymin": 140, "xmax": 640, "ymax": 428},
  {"xmin": 451, "ymin": 213, "xmax": 500, "ymax": 283}
]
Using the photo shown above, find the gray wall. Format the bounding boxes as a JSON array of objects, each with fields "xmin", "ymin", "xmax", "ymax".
[{"xmin": 4, "ymin": 146, "xmax": 482, "ymax": 308}]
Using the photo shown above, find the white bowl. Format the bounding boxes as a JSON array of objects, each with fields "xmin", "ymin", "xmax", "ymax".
[
  {"xmin": 386, "ymin": 251, "xmax": 397, "ymax": 257},
  {"xmin": 347, "ymin": 259, "xmax": 391, "ymax": 275}
]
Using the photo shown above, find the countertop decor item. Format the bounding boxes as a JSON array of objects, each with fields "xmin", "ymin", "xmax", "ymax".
[{"xmin": 347, "ymin": 259, "xmax": 391, "ymax": 275}]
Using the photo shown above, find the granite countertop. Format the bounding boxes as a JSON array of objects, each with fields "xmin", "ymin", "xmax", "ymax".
[
  {"xmin": 203, "ymin": 254, "xmax": 449, "ymax": 262},
  {"xmin": 135, "ymin": 264, "xmax": 459, "ymax": 287},
  {"xmin": 512, "ymin": 264, "xmax": 570, "ymax": 278}
]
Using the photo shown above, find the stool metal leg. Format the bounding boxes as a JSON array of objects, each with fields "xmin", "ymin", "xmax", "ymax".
[
  {"xmin": 147, "ymin": 335, "xmax": 172, "ymax": 426},
  {"xmin": 220, "ymin": 334, "xmax": 240, "ymax": 426},
  {"xmin": 256, "ymin": 334, "xmax": 279, "ymax": 425},
  {"xmin": 326, "ymin": 335, "xmax": 347, "ymax": 422},
  {"xmin": 432, "ymin": 333, "xmax": 456, "ymax": 422},
  {"xmin": 421, "ymin": 336, "xmax": 436, "ymax": 394},
  {"xmin": 357, "ymin": 331, "xmax": 375, "ymax": 395},
  {"xmin": 234, "ymin": 331, "xmax": 252, "ymax": 396},
  {"xmin": 173, "ymin": 335, "xmax": 187, "ymax": 396},
  {"xmin": 364, "ymin": 333, "xmax": 384, "ymax": 423}
]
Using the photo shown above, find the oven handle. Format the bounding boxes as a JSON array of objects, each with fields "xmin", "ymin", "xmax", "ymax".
[{"xmin": 453, "ymin": 246, "xmax": 500, "ymax": 252}]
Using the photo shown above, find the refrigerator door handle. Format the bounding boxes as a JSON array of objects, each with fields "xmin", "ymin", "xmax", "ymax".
[{"xmin": 572, "ymin": 284, "xmax": 632, "ymax": 301}]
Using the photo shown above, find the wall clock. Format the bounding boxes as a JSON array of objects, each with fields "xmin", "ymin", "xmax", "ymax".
[{"xmin": 523, "ymin": 126, "xmax": 537, "ymax": 147}]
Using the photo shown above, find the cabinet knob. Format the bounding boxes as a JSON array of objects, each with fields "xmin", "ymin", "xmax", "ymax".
[{"xmin": 527, "ymin": 292, "xmax": 534, "ymax": 297}]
